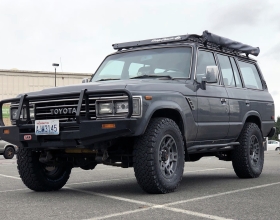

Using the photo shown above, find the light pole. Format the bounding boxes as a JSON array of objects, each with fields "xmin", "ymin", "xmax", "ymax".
[{"xmin": 52, "ymin": 63, "xmax": 59, "ymax": 87}]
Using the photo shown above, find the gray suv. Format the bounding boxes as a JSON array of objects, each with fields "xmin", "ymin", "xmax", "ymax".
[{"xmin": 0, "ymin": 31, "xmax": 275, "ymax": 194}]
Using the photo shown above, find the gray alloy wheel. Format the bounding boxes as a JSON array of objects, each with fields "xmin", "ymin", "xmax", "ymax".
[
  {"xmin": 232, "ymin": 122, "xmax": 264, "ymax": 178},
  {"xmin": 158, "ymin": 134, "xmax": 178, "ymax": 178},
  {"xmin": 133, "ymin": 117, "xmax": 185, "ymax": 194}
]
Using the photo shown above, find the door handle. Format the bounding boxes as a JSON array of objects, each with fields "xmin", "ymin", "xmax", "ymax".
[
  {"xmin": 221, "ymin": 98, "xmax": 227, "ymax": 104},
  {"xmin": 246, "ymin": 100, "xmax": 250, "ymax": 106}
]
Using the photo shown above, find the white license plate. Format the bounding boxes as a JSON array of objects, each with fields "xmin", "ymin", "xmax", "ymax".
[{"xmin": 35, "ymin": 119, "xmax": 59, "ymax": 135}]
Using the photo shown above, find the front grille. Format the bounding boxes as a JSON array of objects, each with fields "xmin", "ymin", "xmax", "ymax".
[{"xmin": 35, "ymin": 97, "xmax": 96, "ymax": 122}]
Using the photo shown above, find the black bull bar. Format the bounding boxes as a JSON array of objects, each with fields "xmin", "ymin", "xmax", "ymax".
[{"xmin": 0, "ymin": 89, "xmax": 137, "ymax": 148}]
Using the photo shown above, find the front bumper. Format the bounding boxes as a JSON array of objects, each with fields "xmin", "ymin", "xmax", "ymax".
[
  {"xmin": 0, "ymin": 119, "xmax": 137, "ymax": 149},
  {"xmin": 0, "ymin": 89, "xmax": 137, "ymax": 149}
]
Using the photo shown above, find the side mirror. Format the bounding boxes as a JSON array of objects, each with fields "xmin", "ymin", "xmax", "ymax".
[
  {"xmin": 201, "ymin": 66, "xmax": 219, "ymax": 90},
  {"xmin": 205, "ymin": 66, "xmax": 219, "ymax": 83},
  {"xmin": 82, "ymin": 78, "xmax": 89, "ymax": 83}
]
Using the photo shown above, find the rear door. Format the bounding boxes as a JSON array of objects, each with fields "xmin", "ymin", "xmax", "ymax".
[
  {"xmin": 237, "ymin": 60, "xmax": 274, "ymax": 136},
  {"xmin": 195, "ymin": 50, "xmax": 229, "ymax": 141},
  {"xmin": 216, "ymin": 54, "xmax": 247, "ymax": 140}
]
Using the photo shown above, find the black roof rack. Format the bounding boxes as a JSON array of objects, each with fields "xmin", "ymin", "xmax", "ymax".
[{"xmin": 112, "ymin": 30, "xmax": 260, "ymax": 57}]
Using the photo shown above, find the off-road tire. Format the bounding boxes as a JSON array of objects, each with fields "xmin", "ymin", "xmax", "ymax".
[
  {"xmin": 3, "ymin": 146, "xmax": 15, "ymax": 159},
  {"xmin": 232, "ymin": 122, "xmax": 264, "ymax": 178},
  {"xmin": 133, "ymin": 117, "xmax": 185, "ymax": 194},
  {"xmin": 17, "ymin": 147, "xmax": 72, "ymax": 191}
]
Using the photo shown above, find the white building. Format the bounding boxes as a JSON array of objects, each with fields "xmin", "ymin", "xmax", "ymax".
[{"xmin": 0, "ymin": 69, "xmax": 92, "ymax": 100}]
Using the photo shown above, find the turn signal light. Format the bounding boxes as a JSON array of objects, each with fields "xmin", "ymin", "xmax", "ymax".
[
  {"xmin": 102, "ymin": 124, "xmax": 116, "ymax": 129},
  {"xmin": 3, "ymin": 129, "xmax": 10, "ymax": 134},
  {"xmin": 145, "ymin": 96, "xmax": 152, "ymax": 100}
]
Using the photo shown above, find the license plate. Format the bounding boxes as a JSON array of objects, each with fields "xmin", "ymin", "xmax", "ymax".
[{"xmin": 35, "ymin": 119, "xmax": 59, "ymax": 135}]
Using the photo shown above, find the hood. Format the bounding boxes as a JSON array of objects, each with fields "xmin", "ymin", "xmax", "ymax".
[{"xmin": 25, "ymin": 79, "xmax": 192, "ymax": 97}]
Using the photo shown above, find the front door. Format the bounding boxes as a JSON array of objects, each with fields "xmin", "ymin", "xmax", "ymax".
[{"xmin": 195, "ymin": 50, "xmax": 229, "ymax": 141}]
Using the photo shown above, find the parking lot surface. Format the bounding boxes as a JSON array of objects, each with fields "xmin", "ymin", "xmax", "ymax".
[{"xmin": 0, "ymin": 151, "xmax": 280, "ymax": 220}]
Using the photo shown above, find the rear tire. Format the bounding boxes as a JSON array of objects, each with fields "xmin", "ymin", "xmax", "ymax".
[
  {"xmin": 133, "ymin": 118, "xmax": 185, "ymax": 194},
  {"xmin": 17, "ymin": 148, "xmax": 72, "ymax": 191},
  {"xmin": 232, "ymin": 123, "xmax": 264, "ymax": 178},
  {"xmin": 3, "ymin": 146, "xmax": 15, "ymax": 159}
]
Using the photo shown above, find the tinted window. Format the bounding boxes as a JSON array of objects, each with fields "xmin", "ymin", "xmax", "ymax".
[
  {"xmin": 238, "ymin": 61, "xmax": 262, "ymax": 90},
  {"xmin": 230, "ymin": 57, "xmax": 242, "ymax": 88},
  {"xmin": 217, "ymin": 54, "xmax": 235, "ymax": 87},
  {"xmin": 196, "ymin": 50, "xmax": 217, "ymax": 83}
]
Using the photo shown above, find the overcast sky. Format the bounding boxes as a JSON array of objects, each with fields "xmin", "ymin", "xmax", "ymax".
[{"xmin": 1, "ymin": 0, "xmax": 280, "ymax": 117}]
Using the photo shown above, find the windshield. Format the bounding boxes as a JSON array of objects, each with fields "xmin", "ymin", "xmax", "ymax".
[{"xmin": 91, "ymin": 47, "xmax": 192, "ymax": 82}]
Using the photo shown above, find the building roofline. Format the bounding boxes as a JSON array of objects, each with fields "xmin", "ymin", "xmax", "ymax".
[{"xmin": 0, "ymin": 69, "xmax": 92, "ymax": 76}]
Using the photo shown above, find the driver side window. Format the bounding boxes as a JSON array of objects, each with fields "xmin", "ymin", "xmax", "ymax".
[{"xmin": 196, "ymin": 50, "xmax": 217, "ymax": 84}]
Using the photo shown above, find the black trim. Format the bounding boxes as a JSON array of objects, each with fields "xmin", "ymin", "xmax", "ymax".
[
  {"xmin": 0, "ymin": 89, "xmax": 133, "ymax": 126},
  {"xmin": 187, "ymin": 142, "xmax": 239, "ymax": 154},
  {"xmin": 0, "ymin": 118, "xmax": 137, "ymax": 149}
]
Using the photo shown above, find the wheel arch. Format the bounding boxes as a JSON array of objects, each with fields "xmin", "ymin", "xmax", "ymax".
[
  {"xmin": 242, "ymin": 111, "xmax": 262, "ymax": 132},
  {"xmin": 4, "ymin": 144, "xmax": 15, "ymax": 151},
  {"xmin": 151, "ymin": 108, "xmax": 186, "ymax": 137},
  {"xmin": 135, "ymin": 100, "xmax": 190, "ymax": 138}
]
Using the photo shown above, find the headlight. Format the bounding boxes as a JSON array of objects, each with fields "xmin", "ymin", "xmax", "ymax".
[
  {"xmin": 115, "ymin": 101, "xmax": 129, "ymax": 113},
  {"xmin": 96, "ymin": 96, "xmax": 142, "ymax": 117},
  {"xmin": 97, "ymin": 102, "xmax": 114, "ymax": 115},
  {"xmin": 11, "ymin": 108, "xmax": 19, "ymax": 120},
  {"xmin": 10, "ymin": 105, "xmax": 35, "ymax": 120},
  {"xmin": 115, "ymin": 99, "xmax": 141, "ymax": 115}
]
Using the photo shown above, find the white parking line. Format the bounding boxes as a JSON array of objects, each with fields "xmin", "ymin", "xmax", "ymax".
[
  {"xmin": 0, "ymin": 188, "xmax": 28, "ymax": 193},
  {"xmin": 86, "ymin": 207, "xmax": 154, "ymax": 220},
  {"xmin": 68, "ymin": 187, "xmax": 231, "ymax": 220},
  {"xmin": 165, "ymin": 181, "xmax": 280, "ymax": 207},
  {"xmin": 0, "ymin": 174, "xmax": 21, "ymax": 179},
  {"xmin": 185, "ymin": 168, "xmax": 227, "ymax": 173},
  {"xmin": 67, "ymin": 168, "xmax": 228, "ymax": 186},
  {"xmin": 66, "ymin": 177, "xmax": 134, "ymax": 186}
]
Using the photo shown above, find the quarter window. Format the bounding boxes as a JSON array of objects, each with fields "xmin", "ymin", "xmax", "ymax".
[
  {"xmin": 238, "ymin": 61, "xmax": 263, "ymax": 90},
  {"xmin": 217, "ymin": 54, "xmax": 235, "ymax": 87},
  {"xmin": 230, "ymin": 57, "xmax": 242, "ymax": 88},
  {"xmin": 196, "ymin": 50, "xmax": 217, "ymax": 83}
]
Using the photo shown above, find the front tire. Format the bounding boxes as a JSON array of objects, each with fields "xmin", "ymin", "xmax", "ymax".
[
  {"xmin": 232, "ymin": 123, "xmax": 264, "ymax": 178},
  {"xmin": 3, "ymin": 146, "xmax": 15, "ymax": 159},
  {"xmin": 17, "ymin": 148, "xmax": 72, "ymax": 191},
  {"xmin": 133, "ymin": 118, "xmax": 185, "ymax": 194},
  {"xmin": 275, "ymin": 147, "xmax": 280, "ymax": 151}
]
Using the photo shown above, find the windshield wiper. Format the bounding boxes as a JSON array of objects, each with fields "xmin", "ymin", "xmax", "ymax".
[
  {"xmin": 130, "ymin": 75, "xmax": 188, "ymax": 80},
  {"xmin": 130, "ymin": 75, "xmax": 174, "ymax": 79},
  {"xmin": 95, "ymin": 78, "xmax": 120, "ymax": 82}
]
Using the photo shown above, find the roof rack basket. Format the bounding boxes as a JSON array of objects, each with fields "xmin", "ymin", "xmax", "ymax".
[{"xmin": 112, "ymin": 30, "xmax": 260, "ymax": 57}]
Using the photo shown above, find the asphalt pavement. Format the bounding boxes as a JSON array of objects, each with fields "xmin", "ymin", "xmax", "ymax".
[{"xmin": 0, "ymin": 151, "xmax": 279, "ymax": 220}]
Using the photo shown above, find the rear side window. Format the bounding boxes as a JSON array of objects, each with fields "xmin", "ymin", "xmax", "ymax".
[
  {"xmin": 238, "ymin": 61, "xmax": 263, "ymax": 90},
  {"xmin": 217, "ymin": 54, "xmax": 235, "ymax": 87},
  {"xmin": 196, "ymin": 50, "xmax": 217, "ymax": 83}
]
